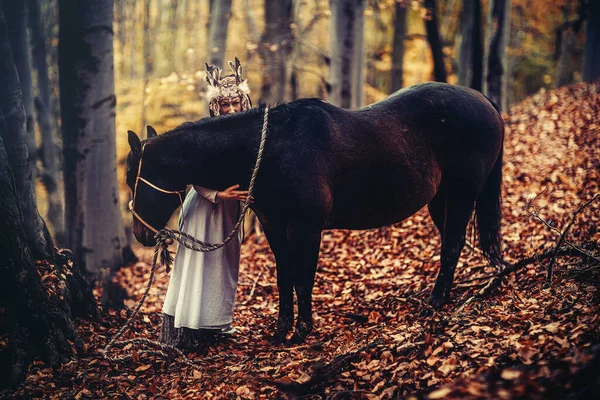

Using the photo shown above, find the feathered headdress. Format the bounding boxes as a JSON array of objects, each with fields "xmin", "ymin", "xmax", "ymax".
[{"xmin": 205, "ymin": 57, "xmax": 252, "ymax": 116}]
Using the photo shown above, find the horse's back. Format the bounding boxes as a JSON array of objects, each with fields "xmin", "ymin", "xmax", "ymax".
[{"xmin": 270, "ymin": 84, "xmax": 504, "ymax": 230}]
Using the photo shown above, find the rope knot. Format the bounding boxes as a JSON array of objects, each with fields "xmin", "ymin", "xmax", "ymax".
[{"xmin": 155, "ymin": 230, "xmax": 175, "ymax": 272}]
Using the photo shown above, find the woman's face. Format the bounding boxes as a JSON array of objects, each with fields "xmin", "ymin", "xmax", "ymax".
[{"xmin": 218, "ymin": 96, "xmax": 242, "ymax": 114}]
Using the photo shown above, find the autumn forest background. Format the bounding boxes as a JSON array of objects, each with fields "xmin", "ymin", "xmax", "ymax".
[{"xmin": 0, "ymin": 0, "xmax": 599, "ymax": 398}]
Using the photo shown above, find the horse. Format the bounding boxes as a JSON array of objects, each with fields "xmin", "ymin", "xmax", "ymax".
[{"xmin": 125, "ymin": 82, "xmax": 505, "ymax": 344}]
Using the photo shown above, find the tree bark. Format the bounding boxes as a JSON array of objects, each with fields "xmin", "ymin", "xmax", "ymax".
[
  {"xmin": 484, "ymin": 0, "xmax": 512, "ymax": 111},
  {"xmin": 424, "ymin": 0, "xmax": 447, "ymax": 82},
  {"xmin": 328, "ymin": 0, "xmax": 366, "ymax": 109},
  {"xmin": 0, "ymin": 4, "xmax": 97, "ymax": 387},
  {"xmin": 58, "ymin": 0, "xmax": 127, "ymax": 276},
  {"xmin": 4, "ymin": 1, "xmax": 38, "ymax": 186},
  {"xmin": 0, "ymin": 1, "xmax": 50, "ymax": 260},
  {"xmin": 129, "ymin": 0, "xmax": 138, "ymax": 80},
  {"xmin": 459, "ymin": 0, "xmax": 483, "ymax": 90},
  {"xmin": 459, "ymin": 0, "xmax": 475, "ymax": 87},
  {"xmin": 583, "ymin": 0, "xmax": 600, "ymax": 81},
  {"xmin": 391, "ymin": 1, "xmax": 407, "ymax": 92},
  {"xmin": 168, "ymin": 0, "xmax": 179, "ymax": 74},
  {"xmin": 206, "ymin": 0, "xmax": 232, "ymax": 68},
  {"xmin": 471, "ymin": 0, "xmax": 483, "ymax": 91},
  {"xmin": 28, "ymin": 0, "xmax": 65, "ymax": 246},
  {"xmin": 260, "ymin": 0, "xmax": 293, "ymax": 104}
]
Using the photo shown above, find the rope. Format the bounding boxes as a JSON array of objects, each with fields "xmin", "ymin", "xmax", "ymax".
[{"xmin": 103, "ymin": 106, "xmax": 270, "ymax": 367}]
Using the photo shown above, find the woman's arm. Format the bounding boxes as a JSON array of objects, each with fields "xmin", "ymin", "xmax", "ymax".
[
  {"xmin": 193, "ymin": 186, "xmax": 220, "ymax": 203},
  {"xmin": 194, "ymin": 184, "xmax": 252, "ymax": 203}
]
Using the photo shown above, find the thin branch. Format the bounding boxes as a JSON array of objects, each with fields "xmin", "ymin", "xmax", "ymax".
[
  {"xmin": 241, "ymin": 269, "xmax": 264, "ymax": 305},
  {"xmin": 294, "ymin": 36, "xmax": 329, "ymax": 60},
  {"xmin": 547, "ymin": 194, "xmax": 600, "ymax": 282},
  {"xmin": 264, "ymin": 340, "xmax": 382, "ymax": 395}
]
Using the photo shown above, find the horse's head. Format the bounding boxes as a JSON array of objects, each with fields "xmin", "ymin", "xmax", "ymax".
[{"xmin": 126, "ymin": 126, "xmax": 186, "ymax": 246}]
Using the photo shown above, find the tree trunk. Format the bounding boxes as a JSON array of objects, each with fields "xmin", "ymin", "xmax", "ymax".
[
  {"xmin": 4, "ymin": 1, "xmax": 38, "ymax": 186},
  {"xmin": 141, "ymin": 0, "xmax": 154, "ymax": 137},
  {"xmin": 129, "ymin": 0, "xmax": 138, "ymax": 80},
  {"xmin": 351, "ymin": 0, "xmax": 365, "ymax": 109},
  {"xmin": 116, "ymin": 0, "xmax": 127, "ymax": 77},
  {"xmin": 206, "ymin": 0, "xmax": 232, "ymax": 68},
  {"xmin": 424, "ymin": 0, "xmax": 447, "ymax": 82},
  {"xmin": 328, "ymin": 0, "xmax": 366, "ymax": 109},
  {"xmin": 260, "ymin": 0, "xmax": 293, "ymax": 104},
  {"xmin": 583, "ymin": 0, "xmax": 600, "ymax": 82},
  {"xmin": 0, "ymin": 1, "xmax": 50, "ymax": 260},
  {"xmin": 459, "ymin": 0, "xmax": 475, "ymax": 87},
  {"xmin": 0, "ymin": 4, "xmax": 97, "ymax": 386},
  {"xmin": 555, "ymin": 26, "xmax": 575, "ymax": 87},
  {"xmin": 28, "ymin": 0, "xmax": 65, "ymax": 246},
  {"xmin": 459, "ymin": 0, "xmax": 483, "ymax": 90},
  {"xmin": 484, "ymin": 0, "xmax": 512, "ymax": 111},
  {"xmin": 167, "ymin": 0, "xmax": 179, "ymax": 74},
  {"xmin": 391, "ymin": 1, "xmax": 407, "ymax": 92},
  {"xmin": 471, "ymin": 0, "xmax": 483, "ymax": 91},
  {"xmin": 245, "ymin": 0, "xmax": 260, "ymax": 61},
  {"xmin": 58, "ymin": 0, "xmax": 127, "ymax": 277}
]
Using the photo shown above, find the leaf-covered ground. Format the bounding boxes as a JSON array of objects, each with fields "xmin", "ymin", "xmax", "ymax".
[{"xmin": 3, "ymin": 81, "xmax": 599, "ymax": 399}]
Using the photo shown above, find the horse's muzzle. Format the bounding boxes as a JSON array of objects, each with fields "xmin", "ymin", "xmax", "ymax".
[{"xmin": 133, "ymin": 219, "xmax": 157, "ymax": 247}]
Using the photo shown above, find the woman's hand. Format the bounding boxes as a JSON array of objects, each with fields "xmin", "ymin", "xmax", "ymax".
[{"xmin": 216, "ymin": 184, "xmax": 254, "ymax": 203}]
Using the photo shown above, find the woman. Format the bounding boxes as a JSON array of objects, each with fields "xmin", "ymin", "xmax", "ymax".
[{"xmin": 160, "ymin": 58, "xmax": 253, "ymax": 348}]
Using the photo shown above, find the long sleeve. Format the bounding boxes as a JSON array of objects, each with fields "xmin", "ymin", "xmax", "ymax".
[{"xmin": 194, "ymin": 185, "xmax": 221, "ymax": 204}]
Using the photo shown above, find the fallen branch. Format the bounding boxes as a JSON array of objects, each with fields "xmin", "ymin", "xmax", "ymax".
[
  {"xmin": 455, "ymin": 246, "xmax": 582, "ymax": 314},
  {"xmin": 240, "ymin": 269, "xmax": 264, "ymax": 305},
  {"xmin": 323, "ymin": 310, "xmax": 369, "ymax": 323},
  {"xmin": 265, "ymin": 340, "xmax": 382, "ymax": 395},
  {"xmin": 546, "ymin": 194, "xmax": 599, "ymax": 282}
]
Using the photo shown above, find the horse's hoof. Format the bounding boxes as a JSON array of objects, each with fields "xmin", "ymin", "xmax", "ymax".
[
  {"xmin": 268, "ymin": 332, "xmax": 288, "ymax": 345},
  {"xmin": 429, "ymin": 295, "xmax": 447, "ymax": 310},
  {"xmin": 287, "ymin": 333, "xmax": 307, "ymax": 345}
]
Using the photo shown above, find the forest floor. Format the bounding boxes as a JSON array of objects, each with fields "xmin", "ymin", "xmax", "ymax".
[{"xmin": 3, "ymin": 81, "xmax": 600, "ymax": 399}]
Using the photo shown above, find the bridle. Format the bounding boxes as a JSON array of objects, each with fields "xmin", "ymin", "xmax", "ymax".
[{"xmin": 128, "ymin": 144, "xmax": 186, "ymax": 234}]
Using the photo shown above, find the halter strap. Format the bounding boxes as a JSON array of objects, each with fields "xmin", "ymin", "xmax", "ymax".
[{"xmin": 130, "ymin": 144, "xmax": 186, "ymax": 234}]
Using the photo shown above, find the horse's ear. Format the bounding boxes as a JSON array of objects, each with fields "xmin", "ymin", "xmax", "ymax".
[
  {"xmin": 147, "ymin": 125, "xmax": 158, "ymax": 139},
  {"xmin": 128, "ymin": 130, "xmax": 142, "ymax": 157}
]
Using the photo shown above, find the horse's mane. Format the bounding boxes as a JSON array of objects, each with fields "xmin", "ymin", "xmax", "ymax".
[{"xmin": 147, "ymin": 98, "xmax": 328, "ymax": 144}]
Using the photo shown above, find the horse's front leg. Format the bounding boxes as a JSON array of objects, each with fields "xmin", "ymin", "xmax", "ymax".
[
  {"xmin": 287, "ymin": 219, "xmax": 323, "ymax": 344},
  {"xmin": 262, "ymin": 222, "xmax": 294, "ymax": 343}
]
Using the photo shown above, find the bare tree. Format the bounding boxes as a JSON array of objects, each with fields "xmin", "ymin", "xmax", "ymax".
[
  {"xmin": 424, "ymin": 0, "xmax": 447, "ymax": 82},
  {"xmin": 28, "ymin": 0, "xmax": 65, "ymax": 246},
  {"xmin": 2, "ymin": 1, "xmax": 50, "ymax": 260},
  {"xmin": 554, "ymin": 1, "xmax": 585, "ymax": 87},
  {"xmin": 328, "ymin": 0, "xmax": 366, "ymax": 108},
  {"xmin": 167, "ymin": 0, "xmax": 179, "ymax": 74},
  {"xmin": 260, "ymin": 0, "xmax": 293, "ymax": 104},
  {"xmin": 0, "ymin": 3, "xmax": 97, "ymax": 386},
  {"xmin": 484, "ymin": 0, "xmax": 512, "ymax": 111},
  {"xmin": 459, "ymin": 0, "xmax": 483, "ymax": 90},
  {"xmin": 140, "ymin": 0, "xmax": 155, "ymax": 136},
  {"xmin": 58, "ymin": 0, "xmax": 128, "ymax": 278},
  {"xmin": 391, "ymin": 0, "xmax": 407, "ymax": 92},
  {"xmin": 206, "ymin": 0, "xmax": 232, "ymax": 68},
  {"xmin": 583, "ymin": 0, "xmax": 600, "ymax": 81}
]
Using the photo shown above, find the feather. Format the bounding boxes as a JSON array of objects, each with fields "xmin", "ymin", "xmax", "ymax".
[
  {"xmin": 237, "ymin": 80, "xmax": 251, "ymax": 95},
  {"xmin": 205, "ymin": 85, "xmax": 221, "ymax": 101}
]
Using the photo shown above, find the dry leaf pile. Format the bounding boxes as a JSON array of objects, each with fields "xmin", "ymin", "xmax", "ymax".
[{"xmin": 2, "ymin": 81, "xmax": 599, "ymax": 399}]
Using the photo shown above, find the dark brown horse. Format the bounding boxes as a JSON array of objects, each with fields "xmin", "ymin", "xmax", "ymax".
[{"xmin": 126, "ymin": 82, "xmax": 505, "ymax": 344}]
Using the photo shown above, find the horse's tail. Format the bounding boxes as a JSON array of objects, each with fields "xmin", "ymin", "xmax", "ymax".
[{"xmin": 475, "ymin": 146, "xmax": 505, "ymax": 266}]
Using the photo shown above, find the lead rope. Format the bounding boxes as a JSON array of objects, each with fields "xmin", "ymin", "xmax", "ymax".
[{"xmin": 103, "ymin": 106, "xmax": 270, "ymax": 367}]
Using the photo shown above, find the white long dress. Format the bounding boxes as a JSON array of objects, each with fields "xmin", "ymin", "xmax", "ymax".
[{"xmin": 162, "ymin": 186, "xmax": 242, "ymax": 331}]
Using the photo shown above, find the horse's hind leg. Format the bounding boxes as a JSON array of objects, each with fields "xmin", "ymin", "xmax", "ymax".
[
  {"xmin": 429, "ymin": 188, "xmax": 475, "ymax": 309},
  {"xmin": 287, "ymin": 217, "xmax": 323, "ymax": 344},
  {"xmin": 262, "ymin": 221, "xmax": 294, "ymax": 344}
]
